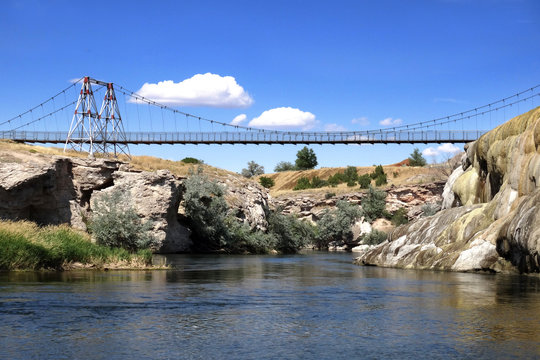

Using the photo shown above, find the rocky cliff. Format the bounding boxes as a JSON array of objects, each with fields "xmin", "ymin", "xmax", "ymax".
[
  {"xmin": 354, "ymin": 107, "xmax": 540, "ymax": 273},
  {"xmin": 0, "ymin": 151, "xmax": 271, "ymax": 253}
]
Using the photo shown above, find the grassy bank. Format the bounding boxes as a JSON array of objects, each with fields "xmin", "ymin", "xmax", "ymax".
[{"xmin": 0, "ymin": 221, "xmax": 154, "ymax": 271}]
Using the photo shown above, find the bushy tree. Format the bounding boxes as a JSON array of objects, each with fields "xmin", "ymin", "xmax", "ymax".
[
  {"xmin": 360, "ymin": 229, "xmax": 387, "ymax": 245},
  {"xmin": 295, "ymin": 146, "xmax": 318, "ymax": 170},
  {"xmin": 181, "ymin": 157, "xmax": 202, "ymax": 164},
  {"xmin": 274, "ymin": 161, "xmax": 296, "ymax": 172},
  {"xmin": 241, "ymin": 161, "xmax": 264, "ymax": 178},
  {"xmin": 293, "ymin": 177, "xmax": 312, "ymax": 191},
  {"xmin": 390, "ymin": 207, "xmax": 409, "ymax": 226},
  {"xmin": 315, "ymin": 200, "xmax": 363, "ymax": 249},
  {"xmin": 259, "ymin": 176, "xmax": 275, "ymax": 188},
  {"xmin": 89, "ymin": 189, "xmax": 155, "ymax": 252},
  {"xmin": 183, "ymin": 172, "xmax": 230, "ymax": 251},
  {"xmin": 409, "ymin": 148, "xmax": 427, "ymax": 167},
  {"xmin": 358, "ymin": 174, "xmax": 371, "ymax": 189},
  {"xmin": 343, "ymin": 166, "xmax": 359, "ymax": 184},
  {"xmin": 362, "ymin": 186, "xmax": 388, "ymax": 222},
  {"xmin": 268, "ymin": 212, "xmax": 315, "ymax": 254}
]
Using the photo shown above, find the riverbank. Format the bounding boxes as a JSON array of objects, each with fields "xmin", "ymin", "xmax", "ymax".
[{"xmin": 0, "ymin": 220, "xmax": 160, "ymax": 271}]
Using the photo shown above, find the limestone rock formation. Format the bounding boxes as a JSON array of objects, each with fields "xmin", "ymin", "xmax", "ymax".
[
  {"xmin": 91, "ymin": 170, "xmax": 192, "ymax": 253},
  {"xmin": 355, "ymin": 107, "xmax": 540, "ymax": 273}
]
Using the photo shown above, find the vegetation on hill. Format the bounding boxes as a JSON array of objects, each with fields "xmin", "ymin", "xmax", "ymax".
[
  {"xmin": 292, "ymin": 165, "xmax": 389, "ymax": 191},
  {"xmin": 241, "ymin": 160, "xmax": 265, "ymax": 178},
  {"xmin": 408, "ymin": 148, "xmax": 427, "ymax": 167},
  {"xmin": 295, "ymin": 146, "xmax": 318, "ymax": 170}
]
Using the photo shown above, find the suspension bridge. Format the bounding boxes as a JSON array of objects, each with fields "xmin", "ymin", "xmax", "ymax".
[{"xmin": 1, "ymin": 76, "xmax": 539, "ymax": 158}]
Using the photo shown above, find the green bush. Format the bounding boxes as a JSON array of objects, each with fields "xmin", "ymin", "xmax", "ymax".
[
  {"xmin": 343, "ymin": 166, "xmax": 359, "ymax": 183},
  {"xmin": 293, "ymin": 177, "xmax": 312, "ymax": 191},
  {"xmin": 184, "ymin": 172, "xmax": 230, "ymax": 251},
  {"xmin": 327, "ymin": 174, "xmax": 341, "ymax": 187},
  {"xmin": 241, "ymin": 161, "xmax": 264, "ymax": 178},
  {"xmin": 310, "ymin": 176, "xmax": 327, "ymax": 188},
  {"xmin": 421, "ymin": 203, "xmax": 439, "ymax": 217},
  {"xmin": 325, "ymin": 192, "xmax": 336, "ymax": 199},
  {"xmin": 358, "ymin": 174, "xmax": 371, "ymax": 189},
  {"xmin": 274, "ymin": 161, "xmax": 296, "ymax": 172},
  {"xmin": 315, "ymin": 200, "xmax": 363, "ymax": 249},
  {"xmin": 268, "ymin": 212, "xmax": 315, "ymax": 254},
  {"xmin": 181, "ymin": 157, "xmax": 202, "ymax": 164},
  {"xmin": 259, "ymin": 176, "xmax": 275, "ymax": 188},
  {"xmin": 375, "ymin": 173, "xmax": 388, "ymax": 186},
  {"xmin": 360, "ymin": 230, "xmax": 387, "ymax": 245},
  {"xmin": 391, "ymin": 207, "xmax": 409, "ymax": 226},
  {"xmin": 362, "ymin": 186, "xmax": 388, "ymax": 222},
  {"xmin": 370, "ymin": 165, "xmax": 385, "ymax": 179},
  {"xmin": 89, "ymin": 189, "xmax": 156, "ymax": 252},
  {"xmin": 392, "ymin": 171, "xmax": 399, "ymax": 178}
]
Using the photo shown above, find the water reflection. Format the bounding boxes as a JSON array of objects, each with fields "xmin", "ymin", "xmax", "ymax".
[{"xmin": 1, "ymin": 252, "xmax": 539, "ymax": 360}]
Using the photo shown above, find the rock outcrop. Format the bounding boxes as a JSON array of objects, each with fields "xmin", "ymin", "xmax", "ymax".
[
  {"xmin": 355, "ymin": 107, "xmax": 540, "ymax": 273},
  {"xmin": 273, "ymin": 182, "xmax": 444, "ymax": 224}
]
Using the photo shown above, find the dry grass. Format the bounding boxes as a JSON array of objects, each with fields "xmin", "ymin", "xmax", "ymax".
[{"xmin": 261, "ymin": 165, "xmax": 449, "ymax": 197}]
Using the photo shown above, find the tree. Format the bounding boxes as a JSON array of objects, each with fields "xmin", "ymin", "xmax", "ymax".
[
  {"xmin": 295, "ymin": 146, "xmax": 318, "ymax": 170},
  {"xmin": 241, "ymin": 161, "xmax": 264, "ymax": 178},
  {"xmin": 274, "ymin": 161, "xmax": 296, "ymax": 172},
  {"xmin": 362, "ymin": 186, "xmax": 388, "ymax": 222},
  {"xmin": 409, "ymin": 148, "xmax": 427, "ymax": 167}
]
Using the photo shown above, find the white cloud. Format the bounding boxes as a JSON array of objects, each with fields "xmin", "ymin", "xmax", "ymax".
[
  {"xmin": 248, "ymin": 107, "xmax": 317, "ymax": 130},
  {"xmin": 379, "ymin": 117, "xmax": 403, "ymax": 126},
  {"xmin": 422, "ymin": 143, "xmax": 461, "ymax": 157},
  {"xmin": 351, "ymin": 117, "xmax": 369, "ymax": 126},
  {"xmin": 133, "ymin": 73, "xmax": 253, "ymax": 108},
  {"xmin": 231, "ymin": 114, "xmax": 247, "ymax": 126},
  {"xmin": 324, "ymin": 123, "xmax": 347, "ymax": 132}
]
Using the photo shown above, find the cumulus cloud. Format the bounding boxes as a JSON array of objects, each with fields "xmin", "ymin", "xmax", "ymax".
[
  {"xmin": 248, "ymin": 107, "xmax": 317, "ymax": 130},
  {"xmin": 379, "ymin": 117, "xmax": 403, "ymax": 126},
  {"xmin": 133, "ymin": 73, "xmax": 253, "ymax": 108},
  {"xmin": 231, "ymin": 114, "xmax": 247, "ymax": 126},
  {"xmin": 324, "ymin": 123, "xmax": 347, "ymax": 132},
  {"xmin": 422, "ymin": 143, "xmax": 461, "ymax": 157},
  {"xmin": 351, "ymin": 117, "xmax": 369, "ymax": 126}
]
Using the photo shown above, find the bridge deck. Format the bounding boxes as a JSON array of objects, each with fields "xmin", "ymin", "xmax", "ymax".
[{"xmin": 1, "ymin": 130, "xmax": 484, "ymax": 145}]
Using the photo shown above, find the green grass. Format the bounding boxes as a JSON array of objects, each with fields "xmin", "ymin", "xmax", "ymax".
[{"xmin": 0, "ymin": 221, "xmax": 153, "ymax": 271}]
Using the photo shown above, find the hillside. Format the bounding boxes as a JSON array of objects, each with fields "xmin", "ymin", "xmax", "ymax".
[{"xmin": 261, "ymin": 163, "xmax": 453, "ymax": 197}]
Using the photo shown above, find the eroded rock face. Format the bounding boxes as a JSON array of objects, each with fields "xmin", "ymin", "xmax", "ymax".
[
  {"xmin": 91, "ymin": 170, "xmax": 192, "ymax": 253},
  {"xmin": 0, "ymin": 158, "xmax": 75, "ymax": 225},
  {"xmin": 355, "ymin": 107, "xmax": 540, "ymax": 273}
]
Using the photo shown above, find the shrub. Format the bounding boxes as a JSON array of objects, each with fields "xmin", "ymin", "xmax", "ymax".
[
  {"xmin": 225, "ymin": 219, "xmax": 277, "ymax": 254},
  {"xmin": 274, "ymin": 161, "xmax": 296, "ymax": 172},
  {"xmin": 183, "ymin": 172, "xmax": 230, "ymax": 251},
  {"xmin": 362, "ymin": 186, "xmax": 388, "ymax": 222},
  {"xmin": 241, "ymin": 161, "xmax": 264, "ymax": 178},
  {"xmin": 421, "ymin": 203, "xmax": 440, "ymax": 217},
  {"xmin": 293, "ymin": 177, "xmax": 312, "ymax": 191},
  {"xmin": 370, "ymin": 165, "xmax": 385, "ymax": 179},
  {"xmin": 268, "ymin": 212, "xmax": 315, "ymax": 254},
  {"xmin": 315, "ymin": 200, "xmax": 363, "ymax": 249},
  {"xmin": 360, "ymin": 230, "xmax": 387, "ymax": 245},
  {"xmin": 392, "ymin": 171, "xmax": 399, "ymax": 178},
  {"xmin": 325, "ymin": 192, "xmax": 336, "ymax": 199},
  {"xmin": 391, "ymin": 207, "xmax": 409, "ymax": 226},
  {"xmin": 181, "ymin": 157, "xmax": 202, "ymax": 164},
  {"xmin": 259, "ymin": 176, "xmax": 275, "ymax": 188},
  {"xmin": 327, "ymin": 173, "xmax": 343, "ymax": 187},
  {"xmin": 343, "ymin": 166, "xmax": 359, "ymax": 183},
  {"xmin": 89, "ymin": 189, "xmax": 156, "ymax": 252},
  {"xmin": 375, "ymin": 173, "xmax": 388, "ymax": 186},
  {"xmin": 310, "ymin": 176, "xmax": 327, "ymax": 188},
  {"xmin": 358, "ymin": 174, "xmax": 371, "ymax": 189}
]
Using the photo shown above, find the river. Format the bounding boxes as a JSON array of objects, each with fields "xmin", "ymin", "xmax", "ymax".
[{"xmin": 1, "ymin": 252, "xmax": 539, "ymax": 359}]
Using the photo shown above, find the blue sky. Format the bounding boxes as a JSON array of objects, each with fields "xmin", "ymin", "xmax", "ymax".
[{"xmin": 1, "ymin": 0, "xmax": 539, "ymax": 173}]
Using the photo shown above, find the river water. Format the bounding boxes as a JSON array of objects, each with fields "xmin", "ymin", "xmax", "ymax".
[{"xmin": 1, "ymin": 252, "xmax": 539, "ymax": 359}]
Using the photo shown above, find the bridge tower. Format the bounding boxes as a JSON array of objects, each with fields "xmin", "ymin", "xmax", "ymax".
[{"xmin": 64, "ymin": 76, "xmax": 130, "ymax": 158}]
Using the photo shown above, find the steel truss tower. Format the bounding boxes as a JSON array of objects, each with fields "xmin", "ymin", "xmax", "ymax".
[{"xmin": 64, "ymin": 76, "xmax": 130, "ymax": 158}]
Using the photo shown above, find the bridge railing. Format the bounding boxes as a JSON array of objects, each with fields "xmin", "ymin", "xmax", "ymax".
[{"xmin": 0, "ymin": 130, "xmax": 486, "ymax": 144}]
